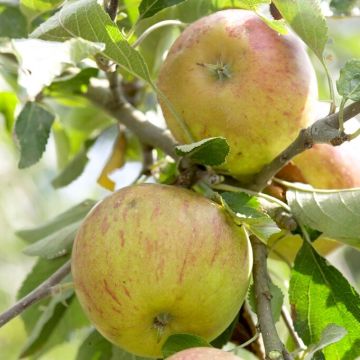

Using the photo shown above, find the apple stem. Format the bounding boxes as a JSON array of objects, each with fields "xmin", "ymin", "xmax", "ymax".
[
  {"xmin": 153, "ymin": 312, "xmax": 172, "ymax": 342},
  {"xmin": 197, "ymin": 61, "xmax": 232, "ymax": 81}
]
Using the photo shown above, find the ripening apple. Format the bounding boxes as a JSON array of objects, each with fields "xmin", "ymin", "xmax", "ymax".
[
  {"xmin": 158, "ymin": 9, "xmax": 317, "ymax": 181},
  {"xmin": 277, "ymin": 139, "xmax": 360, "ymax": 189},
  {"xmin": 72, "ymin": 184, "xmax": 252, "ymax": 358},
  {"xmin": 270, "ymin": 118, "xmax": 360, "ymax": 263},
  {"xmin": 166, "ymin": 347, "xmax": 244, "ymax": 359}
]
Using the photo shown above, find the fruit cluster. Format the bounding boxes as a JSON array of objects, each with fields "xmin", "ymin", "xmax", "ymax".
[{"xmin": 72, "ymin": 9, "xmax": 359, "ymax": 359}]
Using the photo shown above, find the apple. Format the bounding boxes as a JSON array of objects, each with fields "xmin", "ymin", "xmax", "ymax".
[
  {"xmin": 270, "ymin": 121, "xmax": 360, "ymax": 263},
  {"xmin": 277, "ymin": 139, "xmax": 360, "ymax": 189},
  {"xmin": 166, "ymin": 347, "xmax": 244, "ymax": 359},
  {"xmin": 72, "ymin": 183, "xmax": 252, "ymax": 358},
  {"xmin": 158, "ymin": 9, "xmax": 317, "ymax": 181}
]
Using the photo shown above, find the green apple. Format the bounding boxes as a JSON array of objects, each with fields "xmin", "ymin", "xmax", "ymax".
[
  {"xmin": 166, "ymin": 347, "xmax": 244, "ymax": 359},
  {"xmin": 72, "ymin": 184, "xmax": 252, "ymax": 358},
  {"xmin": 158, "ymin": 9, "xmax": 317, "ymax": 181}
]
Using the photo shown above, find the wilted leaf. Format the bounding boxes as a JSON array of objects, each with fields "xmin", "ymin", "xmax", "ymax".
[
  {"xmin": 272, "ymin": 0, "xmax": 328, "ymax": 60},
  {"xmin": 290, "ymin": 242, "xmax": 360, "ymax": 360},
  {"xmin": 162, "ymin": 333, "xmax": 211, "ymax": 358},
  {"xmin": 30, "ymin": 0, "xmax": 153, "ymax": 84},
  {"xmin": 304, "ymin": 324, "xmax": 348, "ymax": 360},
  {"xmin": 98, "ymin": 132, "xmax": 127, "ymax": 191},
  {"xmin": 221, "ymin": 192, "xmax": 281, "ymax": 243},
  {"xmin": 12, "ymin": 38, "xmax": 104, "ymax": 98},
  {"xmin": 175, "ymin": 137, "xmax": 229, "ymax": 166},
  {"xmin": 15, "ymin": 102, "xmax": 55, "ymax": 169},
  {"xmin": 138, "ymin": 0, "xmax": 186, "ymax": 19},
  {"xmin": 337, "ymin": 59, "xmax": 360, "ymax": 101},
  {"xmin": 287, "ymin": 188, "xmax": 360, "ymax": 248}
]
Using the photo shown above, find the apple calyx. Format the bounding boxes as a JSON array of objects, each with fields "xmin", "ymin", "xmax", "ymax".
[
  {"xmin": 153, "ymin": 312, "xmax": 172, "ymax": 341},
  {"xmin": 197, "ymin": 60, "xmax": 232, "ymax": 81}
]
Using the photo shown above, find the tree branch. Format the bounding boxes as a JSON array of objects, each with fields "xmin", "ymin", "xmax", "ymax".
[
  {"xmin": 251, "ymin": 236, "xmax": 292, "ymax": 360},
  {"xmin": 86, "ymin": 81, "xmax": 178, "ymax": 158},
  {"xmin": 106, "ymin": 0, "xmax": 118, "ymax": 21},
  {"xmin": 0, "ymin": 260, "xmax": 71, "ymax": 328},
  {"xmin": 250, "ymin": 100, "xmax": 360, "ymax": 191}
]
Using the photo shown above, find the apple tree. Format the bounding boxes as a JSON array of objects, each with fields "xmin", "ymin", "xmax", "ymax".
[{"xmin": 0, "ymin": 0, "xmax": 360, "ymax": 359}]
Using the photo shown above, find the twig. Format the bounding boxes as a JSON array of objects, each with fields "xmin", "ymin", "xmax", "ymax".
[
  {"xmin": 250, "ymin": 100, "xmax": 360, "ymax": 191},
  {"xmin": 251, "ymin": 236, "xmax": 293, "ymax": 360},
  {"xmin": 281, "ymin": 306, "xmax": 305, "ymax": 351},
  {"xmin": 132, "ymin": 20, "xmax": 186, "ymax": 48},
  {"xmin": 86, "ymin": 81, "xmax": 178, "ymax": 158},
  {"xmin": 106, "ymin": 0, "xmax": 118, "ymax": 21},
  {"xmin": 0, "ymin": 260, "xmax": 71, "ymax": 328}
]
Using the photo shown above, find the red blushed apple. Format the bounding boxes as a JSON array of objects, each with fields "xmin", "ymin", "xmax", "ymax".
[
  {"xmin": 72, "ymin": 184, "xmax": 252, "ymax": 358},
  {"xmin": 158, "ymin": 9, "xmax": 317, "ymax": 181},
  {"xmin": 166, "ymin": 347, "xmax": 244, "ymax": 359}
]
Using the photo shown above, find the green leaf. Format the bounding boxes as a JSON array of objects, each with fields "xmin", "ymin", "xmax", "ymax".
[
  {"xmin": 33, "ymin": 297, "xmax": 90, "ymax": 358},
  {"xmin": 20, "ymin": 291, "xmax": 75, "ymax": 357},
  {"xmin": 210, "ymin": 313, "xmax": 239, "ymax": 349},
  {"xmin": 16, "ymin": 199, "xmax": 96, "ymax": 243},
  {"xmin": 0, "ymin": 4, "xmax": 27, "ymax": 38},
  {"xmin": 47, "ymin": 67, "xmax": 99, "ymax": 96},
  {"xmin": 175, "ymin": 137, "xmax": 230, "ymax": 166},
  {"xmin": 221, "ymin": 192, "xmax": 281, "ymax": 243},
  {"xmin": 52, "ymin": 139, "xmax": 96, "ymax": 188},
  {"xmin": 236, "ymin": 0, "xmax": 270, "ymax": 10},
  {"xmin": 12, "ymin": 38, "xmax": 104, "ymax": 98},
  {"xmin": 330, "ymin": 0, "xmax": 358, "ymax": 15},
  {"xmin": 248, "ymin": 281, "xmax": 284, "ymax": 322},
  {"xmin": 30, "ymin": 0, "xmax": 153, "ymax": 84},
  {"xmin": 290, "ymin": 242, "xmax": 360, "ymax": 360},
  {"xmin": 22, "ymin": 221, "xmax": 81, "ymax": 259},
  {"xmin": 257, "ymin": 15, "xmax": 287, "ymax": 35},
  {"xmin": 15, "ymin": 102, "xmax": 55, "ymax": 169},
  {"xmin": 0, "ymin": 91, "xmax": 18, "ymax": 131},
  {"xmin": 76, "ymin": 330, "xmax": 149, "ymax": 360},
  {"xmin": 337, "ymin": 59, "xmax": 360, "ymax": 101},
  {"xmin": 20, "ymin": 0, "xmax": 64, "ymax": 21},
  {"xmin": 272, "ymin": 0, "xmax": 328, "ymax": 60},
  {"xmin": 304, "ymin": 324, "xmax": 348, "ymax": 360},
  {"xmin": 287, "ymin": 188, "xmax": 360, "ymax": 248},
  {"xmin": 162, "ymin": 333, "xmax": 211, "ymax": 358},
  {"xmin": 76, "ymin": 330, "xmax": 112, "ymax": 360},
  {"xmin": 17, "ymin": 257, "xmax": 70, "ymax": 333},
  {"xmin": 138, "ymin": 0, "xmax": 187, "ymax": 19}
]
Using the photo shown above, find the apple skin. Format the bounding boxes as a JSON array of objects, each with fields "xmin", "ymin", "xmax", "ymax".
[
  {"xmin": 271, "ymin": 133, "xmax": 360, "ymax": 263},
  {"xmin": 277, "ymin": 139, "xmax": 360, "ymax": 189},
  {"xmin": 166, "ymin": 347, "xmax": 243, "ymax": 359},
  {"xmin": 72, "ymin": 184, "xmax": 252, "ymax": 358},
  {"xmin": 158, "ymin": 9, "xmax": 317, "ymax": 180}
]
